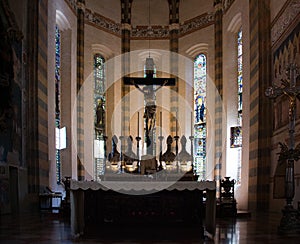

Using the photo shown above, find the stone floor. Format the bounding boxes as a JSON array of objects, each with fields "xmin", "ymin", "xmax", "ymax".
[{"xmin": 0, "ymin": 211, "xmax": 300, "ymax": 243}]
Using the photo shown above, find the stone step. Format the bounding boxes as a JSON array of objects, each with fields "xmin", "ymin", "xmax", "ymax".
[{"xmin": 237, "ymin": 210, "xmax": 251, "ymax": 218}]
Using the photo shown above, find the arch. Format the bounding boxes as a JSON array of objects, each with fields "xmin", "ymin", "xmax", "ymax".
[
  {"xmin": 138, "ymin": 50, "xmax": 162, "ymax": 71},
  {"xmin": 227, "ymin": 13, "xmax": 242, "ymax": 33},
  {"xmin": 56, "ymin": 10, "xmax": 71, "ymax": 31},
  {"xmin": 186, "ymin": 43, "xmax": 208, "ymax": 59},
  {"xmin": 91, "ymin": 44, "xmax": 114, "ymax": 60}
]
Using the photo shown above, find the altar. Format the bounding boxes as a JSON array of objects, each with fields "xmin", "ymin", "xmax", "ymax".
[{"xmin": 70, "ymin": 179, "xmax": 216, "ymax": 238}]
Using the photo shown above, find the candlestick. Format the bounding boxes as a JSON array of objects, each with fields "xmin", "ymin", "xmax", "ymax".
[
  {"xmin": 137, "ymin": 112, "xmax": 139, "ymax": 137},
  {"xmin": 191, "ymin": 111, "xmax": 193, "ymax": 135},
  {"xmin": 176, "ymin": 110, "xmax": 178, "ymax": 136},
  {"xmin": 265, "ymin": 62, "xmax": 300, "ymax": 234}
]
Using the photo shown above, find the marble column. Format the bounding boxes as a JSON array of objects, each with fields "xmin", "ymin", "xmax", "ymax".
[
  {"xmin": 248, "ymin": 0, "xmax": 272, "ymax": 210},
  {"xmin": 214, "ymin": 0, "xmax": 223, "ymax": 193},
  {"xmin": 27, "ymin": 0, "xmax": 49, "ymax": 193},
  {"xmin": 77, "ymin": 0, "xmax": 85, "ymax": 181},
  {"xmin": 121, "ymin": 0, "xmax": 132, "ymax": 155},
  {"xmin": 168, "ymin": 0, "xmax": 180, "ymax": 151}
]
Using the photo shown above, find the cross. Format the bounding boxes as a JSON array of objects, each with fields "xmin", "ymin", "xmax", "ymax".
[
  {"xmin": 124, "ymin": 57, "xmax": 176, "ymax": 155},
  {"xmin": 265, "ymin": 63, "xmax": 300, "ymax": 151},
  {"xmin": 265, "ymin": 62, "xmax": 300, "ymax": 232}
]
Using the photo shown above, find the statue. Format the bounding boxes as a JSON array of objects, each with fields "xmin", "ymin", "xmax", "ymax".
[
  {"xmin": 134, "ymin": 83, "xmax": 167, "ymax": 134},
  {"xmin": 95, "ymin": 98, "xmax": 105, "ymax": 135},
  {"xmin": 160, "ymin": 135, "xmax": 176, "ymax": 164},
  {"xmin": 108, "ymin": 135, "xmax": 120, "ymax": 163},
  {"xmin": 123, "ymin": 57, "xmax": 175, "ymax": 155},
  {"xmin": 265, "ymin": 62, "xmax": 300, "ymax": 234},
  {"xmin": 124, "ymin": 135, "xmax": 137, "ymax": 163}
]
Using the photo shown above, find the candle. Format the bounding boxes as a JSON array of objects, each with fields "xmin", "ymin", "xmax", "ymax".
[{"xmin": 137, "ymin": 112, "xmax": 139, "ymax": 137}]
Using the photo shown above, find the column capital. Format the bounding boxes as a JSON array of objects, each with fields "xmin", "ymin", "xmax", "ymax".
[
  {"xmin": 121, "ymin": 23, "xmax": 132, "ymax": 31},
  {"xmin": 169, "ymin": 23, "xmax": 180, "ymax": 31},
  {"xmin": 214, "ymin": 0, "xmax": 223, "ymax": 12},
  {"xmin": 77, "ymin": 2, "xmax": 85, "ymax": 11}
]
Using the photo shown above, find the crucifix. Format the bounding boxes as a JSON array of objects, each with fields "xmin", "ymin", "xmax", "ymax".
[
  {"xmin": 124, "ymin": 57, "xmax": 176, "ymax": 155},
  {"xmin": 265, "ymin": 62, "xmax": 300, "ymax": 234}
]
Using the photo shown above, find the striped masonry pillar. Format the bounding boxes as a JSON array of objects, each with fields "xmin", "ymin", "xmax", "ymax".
[
  {"xmin": 214, "ymin": 0, "xmax": 223, "ymax": 192},
  {"xmin": 27, "ymin": 0, "xmax": 49, "ymax": 193},
  {"xmin": 77, "ymin": 0, "xmax": 85, "ymax": 181},
  {"xmin": 248, "ymin": 0, "xmax": 272, "ymax": 211},
  {"xmin": 121, "ymin": 0, "xmax": 132, "ymax": 155},
  {"xmin": 169, "ymin": 0, "xmax": 179, "ymax": 146}
]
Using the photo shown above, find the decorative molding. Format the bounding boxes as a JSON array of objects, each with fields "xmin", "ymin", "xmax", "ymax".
[
  {"xmin": 131, "ymin": 26, "xmax": 169, "ymax": 39},
  {"xmin": 223, "ymin": 0, "xmax": 235, "ymax": 14},
  {"xmin": 65, "ymin": 0, "xmax": 77, "ymax": 14},
  {"xmin": 64, "ymin": 0, "xmax": 215, "ymax": 39},
  {"xmin": 179, "ymin": 13, "xmax": 214, "ymax": 37},
  {"xmin": 85, "ymin": 9, "xmax": 121, "ymax": 36},
  {"xmin": 271, "ymin": 0, "xmax": 300, "ymax": 47}
]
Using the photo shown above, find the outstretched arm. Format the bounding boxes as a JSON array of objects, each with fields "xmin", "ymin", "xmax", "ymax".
[
  {"xmin": 130, "ymin": 79, "xmax": 144, "ymax": 93},
  {"xmin": 154, "ymin": 80, "xmax": 168, "ymax": 92}
]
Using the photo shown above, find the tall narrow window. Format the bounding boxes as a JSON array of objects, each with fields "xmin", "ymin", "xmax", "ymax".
[
  {"xmin": 237, "ymin": 29, "xmax": 243, "ymax": 126},
  {"xmin": 94, "ymin": 54, "xmax": 106, "ymax": 179},
  {"xmin": 55, "ymin": 25, "xmax": 61, "ymax": 184},
  {"xmin": 236, "ymin": 28, "xmax": 243, "ymax": 184},
  {"xmin": 194, "ymin": 54, "xmax": 207, "ymax": 180}
]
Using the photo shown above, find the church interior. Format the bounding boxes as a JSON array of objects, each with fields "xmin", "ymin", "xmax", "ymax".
[{"xmin": 0, "ymin": 0, "xmax": 300, "ymax": 242}]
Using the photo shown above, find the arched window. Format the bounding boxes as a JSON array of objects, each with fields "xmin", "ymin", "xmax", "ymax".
[
  {"xmin": 236, "ymin": 28, "xmax": 243, "ymax": 184},
  {"xmin": 94, "ymin": 54, "xmax": 106, "ymax": 178},
  {"xmin": 55, "ymin": 25, "xmax": 61, "ymax": 184},
  {"xmin": 237, "ymin": 29, "xmax": 243, "ymax": 125},
  {"xmin": 194, "ymin": 54, "xmax": 207, "ymax": 180},
  {"xmin": 94, "ymin": 54, "xmax": 106, "ymax": 115}
]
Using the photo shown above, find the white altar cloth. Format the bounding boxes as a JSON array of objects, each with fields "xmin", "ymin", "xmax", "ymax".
[{"xmin": 71, "ymin": 179, "xmax": 216, "ymax": 192}]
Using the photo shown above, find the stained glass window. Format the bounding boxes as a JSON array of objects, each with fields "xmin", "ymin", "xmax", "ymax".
[
  {"xmin": 94, "ymin": 54, "xmax": 106, "ymax": 136},
  {"xmin": 55, "ymin": 25, "xmax": 61, "ymax": 184},
  {"xmin": 94, "ymin": 54, "xmax": 106, "ymax": 111},
  {"xmin": 230, "ymin": 126, "xmax": 242, "ymax": 147},
  {"xmin": 194, "ymin": 54, "xmax": 207, "ymax": 180},
  {"xmin": 237, "ymin": 29, "xmax": 243, "ymax": 125},
  {"xmin": 94, "ymin": 54, "xmax": 106, "ymax": 178},
  {"xmin": 236, "ymin": 28, "xmax": 243, "ymax": 185}
]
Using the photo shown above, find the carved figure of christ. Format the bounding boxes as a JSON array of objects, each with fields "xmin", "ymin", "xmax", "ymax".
[{"xmin": 123, "ymin": 58, "xmax": 175, "ymax": 155}]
